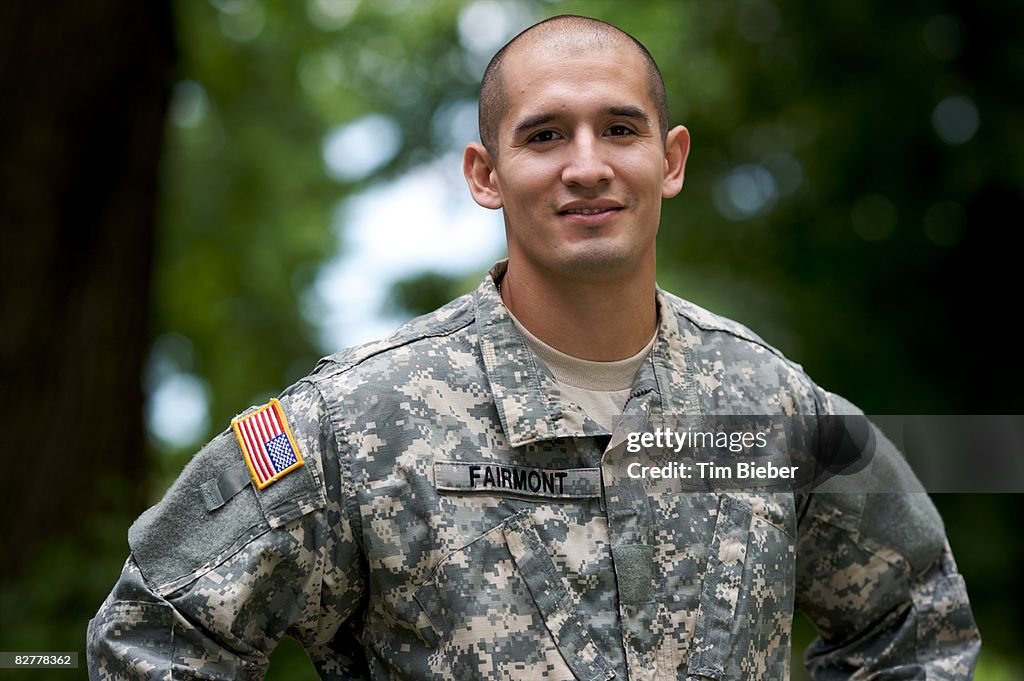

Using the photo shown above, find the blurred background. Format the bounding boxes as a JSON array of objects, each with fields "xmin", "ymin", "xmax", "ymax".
[{"xmin": 1, "ymin": 0, "xmax": 1021, "ymax": 678}]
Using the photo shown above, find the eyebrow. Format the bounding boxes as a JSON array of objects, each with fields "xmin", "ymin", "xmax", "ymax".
[{"xmin": 512, "ymin": 105, "xmax": 652, "ymax": 137}]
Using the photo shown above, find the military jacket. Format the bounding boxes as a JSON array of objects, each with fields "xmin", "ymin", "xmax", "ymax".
[{"xmin": 88, "ymin": 262, "xmax": 980, "ymax": 679}]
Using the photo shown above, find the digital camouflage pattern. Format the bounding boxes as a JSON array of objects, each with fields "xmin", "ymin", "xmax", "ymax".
[{"xmin": 87, "ymin": 262, "xmax": 980, "ymax": 679}]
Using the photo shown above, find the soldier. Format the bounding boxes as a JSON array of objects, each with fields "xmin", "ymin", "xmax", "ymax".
[{"xmin": 88, "ymin": 14, "xmax": 980, "ymax": 680}]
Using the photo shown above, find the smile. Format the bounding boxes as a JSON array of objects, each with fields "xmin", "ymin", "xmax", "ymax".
[{"xmin": 562, "ymin": 207, "xmax": 619, "ymax": 215}]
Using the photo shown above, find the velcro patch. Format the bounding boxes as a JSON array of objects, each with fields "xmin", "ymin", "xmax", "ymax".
[
  {"xmin": 231, "ymin": 399, "xmax": 304, "ymax": 490},
  {"xmin": 434, "ymin": 461, "xmax": 601, "ymax": 499}
]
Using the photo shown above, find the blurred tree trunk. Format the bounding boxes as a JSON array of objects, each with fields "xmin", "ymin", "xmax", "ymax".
[{"xmin": 0, "ymin": 2, "xmax": 175, "ymax": 578}]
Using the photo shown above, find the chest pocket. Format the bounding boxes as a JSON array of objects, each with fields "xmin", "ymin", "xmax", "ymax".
[
  {"xmin": 686, "ymin": 494, "xmax": 796, "ymax": 680},
  {"xmin": 414, "ymin": 509, "xmax": 616, "ymax": 681}
]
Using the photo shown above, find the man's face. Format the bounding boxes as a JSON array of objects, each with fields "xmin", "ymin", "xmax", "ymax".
[{"xmin": 473, "ymin": 43, "xmax": 688, "ymax": 283}]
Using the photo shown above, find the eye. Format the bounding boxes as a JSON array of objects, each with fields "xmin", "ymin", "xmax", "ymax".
[
  {"xmin": 606, "ymin": 124, "xmax": 635, "ymax": 137},
  {"xmin": 528, "ymin": 129, "xmax": 563, "ymax": 143}
]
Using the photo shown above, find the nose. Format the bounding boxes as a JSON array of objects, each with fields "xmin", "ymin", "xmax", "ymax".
[{"xmin": 561, "ymin": 133, "xmax": 613, "ymax": 188}]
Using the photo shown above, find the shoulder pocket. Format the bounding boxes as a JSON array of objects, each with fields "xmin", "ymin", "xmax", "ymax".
[{"xmin": 128, "ymin": 427, "xmax": 325, "ymax": 595}]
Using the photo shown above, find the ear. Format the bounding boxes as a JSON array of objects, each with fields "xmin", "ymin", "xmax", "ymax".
[
  {"xmin": 463, "ymin": 143, "xmax": 503, "ymax": 209},
  {"xmin": 661, "ymin": 125, "xmax": 691, "ymax": 199}
]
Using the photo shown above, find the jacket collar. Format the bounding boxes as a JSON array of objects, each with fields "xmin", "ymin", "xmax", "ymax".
[{"xmin": 474, "ymin": 260, "xmax": 697, "ymax": 447}]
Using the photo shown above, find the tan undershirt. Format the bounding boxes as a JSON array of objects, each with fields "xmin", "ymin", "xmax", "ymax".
[{"xmin": 507, "ymin": 311, "xmax": 657, "ymax": 432}]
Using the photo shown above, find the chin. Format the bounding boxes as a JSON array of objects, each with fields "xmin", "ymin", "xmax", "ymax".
[{"xmin": 550, "ymin": 246, "xmax": 645, "ymax": 280}]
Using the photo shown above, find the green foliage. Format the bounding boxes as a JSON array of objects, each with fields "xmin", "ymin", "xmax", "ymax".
[
  {"xmin": 0, "ymin": 508, "xmax": 133, "ymax": 681},
  {"xmin": 156, "ymin": 0, "xmax": 483, "ymax": 449},
  {"xmin": 386, "ymin": 269, "xmax": 492, "ymax": 317}
]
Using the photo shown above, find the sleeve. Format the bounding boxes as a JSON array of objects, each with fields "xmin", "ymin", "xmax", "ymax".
[
  {"xmin": 794, "ymin": 391, "xmax": 981, "ymax": 679},
  {"xmin": 86, "ymin": 381, "xmax": 368, "ymax": 680}
]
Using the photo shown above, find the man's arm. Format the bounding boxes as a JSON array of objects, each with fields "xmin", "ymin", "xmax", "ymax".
[
  {"xmin": 795, "ymin": 394, "xmax": 980, "ymax": 678},
  {"xmin": 87, "ymin": 383, "xmax": 366, "ymax": 679}
]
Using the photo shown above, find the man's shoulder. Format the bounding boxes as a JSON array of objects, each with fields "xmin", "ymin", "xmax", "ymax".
[
  {"xmin": 658, "ymin": 288, "xmax": 800, "ymax": 368},
  {"xmin": 657, "ymin": 288, "xmax": 834, "ymax": 417},
  {"xmin": 306, "ymin": 292, "xmax": 478, "ymax": 387}
]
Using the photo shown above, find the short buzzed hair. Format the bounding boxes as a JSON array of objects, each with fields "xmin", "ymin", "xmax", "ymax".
[{"xmin": 478, "ymin": 15, "xmax": 669, "ymax": 155}]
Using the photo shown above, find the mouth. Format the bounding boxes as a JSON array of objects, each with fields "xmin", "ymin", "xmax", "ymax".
[
  {"xmin": 557, "ymin": 201, "xmax": 624, "ymax": 220},
  {"xmin": 559, "ymin": 207, "xmax": 622, "ymax": 216}
]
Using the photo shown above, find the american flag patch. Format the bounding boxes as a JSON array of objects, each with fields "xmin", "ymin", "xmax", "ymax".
[{"xmin": 231, "ymin": 399, "xmax": 304, "ymax": 490}]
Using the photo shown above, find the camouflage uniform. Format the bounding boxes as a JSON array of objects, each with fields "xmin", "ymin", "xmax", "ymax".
[{"xmin": 88, "ymin": 261, "xmax": 980, "ymax": 679}]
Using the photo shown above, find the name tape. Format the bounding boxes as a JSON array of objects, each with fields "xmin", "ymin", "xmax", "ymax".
[{"xmin": 433, "ymin": 461, "xmax": 601, "ymax": 500}]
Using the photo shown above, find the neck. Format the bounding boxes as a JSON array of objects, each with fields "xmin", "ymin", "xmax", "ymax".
[{"xmin": 500, "ymin": 260, "xmax": 657, "ymax": 361}]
